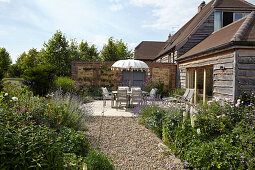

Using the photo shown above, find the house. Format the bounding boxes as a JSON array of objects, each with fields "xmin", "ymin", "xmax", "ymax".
[
  {"xmin": 134, "ymin": 41, "xmax": 166, "ymax": 61},
  {"xmin": 134, "ymin": 0, "xmax": 255, "ymax": 103}
]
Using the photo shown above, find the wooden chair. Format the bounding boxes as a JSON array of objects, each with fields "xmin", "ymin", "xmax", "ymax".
[
  {"xmin": 101, "ymin": 87, "xmax": 112, "ymax": 106},
  {"xmin": 116, "ymin": 89, "xmax": 128, "ymax": 108},
  {"xmin": 101, "ymin": 87, "xmax": 112, "ymax": 100},
  {"xmin": 130, "ymin": 89, "xmax": 143, "ymax": 106}
]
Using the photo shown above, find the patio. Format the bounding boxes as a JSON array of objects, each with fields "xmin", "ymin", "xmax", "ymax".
[{"xmin": 84, "ymin": 100, "xmax": 135, "ymax": 117}]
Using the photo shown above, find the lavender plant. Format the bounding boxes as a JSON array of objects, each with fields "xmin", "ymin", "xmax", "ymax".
[{"xmin": 49, "ymin": 89, "xmax": 92, "ymax": 131}]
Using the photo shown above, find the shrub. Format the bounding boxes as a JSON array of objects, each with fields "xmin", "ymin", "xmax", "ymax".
[
  {"xmin": 0, "ymin": 69, "xmax": 3, "ymax": 91},
  {"xmin": 53, "ymin": 76, "xmax": 76, "ymax": 94},
  {"xmin": 8, "ymin": 64, "xmax": 23, "ymax": 78},
  {"xmin": 85, "ymin": 150, "xmax": 114, "ymax": 170},
  {"xmin": 22, "ymin": 65, "xmax": 55, "ymax": 96},
  {"xmin": 137, "ymin": 97, "xmax": 255, "ymax": 169},
  {"xmin": 170, "ymin": 88, "xmax": 185, "ymax": 97},
  {"xmin": 48, "ymin": 90, "xmax": 92, "ymax": 131},
  {"xmin": 138, "ymin": 105, "xmax": 165, "ymax": 138},
  {"xmin": 145, "ymin": 80, "xmax": 170, "ymax": 98}
]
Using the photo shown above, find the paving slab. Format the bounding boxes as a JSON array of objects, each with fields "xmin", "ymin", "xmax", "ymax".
[{"xmin": 84, "ymin": 100, "xmax": 135, "ymax": 117}]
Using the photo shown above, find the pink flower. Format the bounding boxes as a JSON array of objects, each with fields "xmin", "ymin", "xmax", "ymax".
[{"xmin": 23, "ymin": 108, "xmax": 28, "ymax": 112}]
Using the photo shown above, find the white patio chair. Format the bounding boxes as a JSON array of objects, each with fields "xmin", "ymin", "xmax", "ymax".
[
  {"xmin": 130, "ymin": 88, "xmax": 143, "ymax": 106},
  {"xmin": 101, "ymin": 87, "xmax": 112, "ymax": 106},
  {"xmin": 144, "ymin": 88, "xmax": 158, "ymax": 104},
  {"xmin": 116, "ymin": 89, "xmax": 128, "ymax": 108}
]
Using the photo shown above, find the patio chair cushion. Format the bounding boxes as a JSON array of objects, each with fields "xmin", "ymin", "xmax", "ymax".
[
  {"xmin": 118, "ymin": 86, "xmax": 129, "ymax": 90},
  {"xmin": 102, "ymin": 87, "xmax": 111, "ymax": 99},
  {"xmin": 150, "ymin": 88, "xmax": 157, "ymax": 97},
  {"xmin": 131, "ymin": 86, "xmax": 141, "ymax": 91}
]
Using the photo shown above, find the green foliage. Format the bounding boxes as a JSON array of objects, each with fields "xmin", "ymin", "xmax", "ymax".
[
  {"xmin": 41, "ymin": 30, "xmax": 71, "ymax": 77},
  {"xmin": 48, "ymin": 90, "xmax": 92, "ymax": 131},
  {"xmin": 22, "ymin": 65, "xmax": 55, "ymax": 96},
  {"xmin": 0, "ymin": 47, "xmax": 12, "ymax": 74},
  {"xmin": 145, "ymin": 80, "xmax": 170, "ymax": 98},
  {"xmin": 79, "ymin": 40, "xmax": 100, "ymax": 61},
  {"xmin": 0, "ymin": 70, "xmax": 3, "ymax": 91},
  {"xmin": 138, "ymin": 97, "xmax": 255, "ymax": 169},
  {"xmin": 101, "ymin": 37, "xmax": 133, "ymax": 61},
  {"xmin": 0, "ymin": 94, "xmax": 90, "ymax": 169},
  {"xmin": 7, "ymin": 64, "xmax": 23, "ymax": 77},
  {"xmin": 53, "ymin": 76, "xmax": 76, "ymax": 94},
  {"xmin": 85, "ymin": 150, "xmax": 114, "ymax": 170},
  {"xmin": 15, "ymin": 49, "xmax": 41, "ymax": 74},
  {"xmin": 171, "ymin": 88, "xmax": 185, "ymax": 97},
  {"xmin": 138, "ymin": 105, "xmax": 165, "ymax": 138}
]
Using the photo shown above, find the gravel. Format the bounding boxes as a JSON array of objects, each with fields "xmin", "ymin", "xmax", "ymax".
[{"xmin": 85, "ymin": 116, "xmax": 184, "ymax": 170}]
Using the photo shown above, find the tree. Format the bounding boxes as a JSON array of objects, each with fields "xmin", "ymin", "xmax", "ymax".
[
  {"xmin": 41, "ymin": 30, "xmax": 71, "ymax": 77},
  {"xmin": 79, "ymin": 41, "xmax": 100, "ymax": 61},
  {"xmin": 69, "ymin": 39, "xmax": 80, "ymax": 61},
  {"xmin": 0, "ymin": 47, "xmax": 12, "ymax": 74},
  {"xmin": 101, "ymin": 37, "xmax": 133, "ymax": 61},
  {"xmin": 16, "ymin": 48, "xmax": 41, "ymax": 72}
]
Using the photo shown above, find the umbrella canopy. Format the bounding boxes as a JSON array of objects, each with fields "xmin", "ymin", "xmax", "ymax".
[{"xmin": 111, "ymin": 59, "xmax": 149, "ymax": 71}]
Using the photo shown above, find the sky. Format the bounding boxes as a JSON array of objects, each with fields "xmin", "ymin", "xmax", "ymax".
[{"xmin": 1, "ymin": 0, "xmax": 255, "ymax": 63}]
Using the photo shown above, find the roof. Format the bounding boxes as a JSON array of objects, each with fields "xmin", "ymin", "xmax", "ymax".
[
  {"xmin": 156, "ymin": 0, "xmax": 255, "ymax": 59},
  {"xmin": 134, "ymin": 41, "xmax": 166, "ymax": 61},
  {"xmin": 178, "ymin": 11, "xmax": 255, "ymax": 61},
  {"xmin": 213, "ymin": 0, "xmax": 255, "ymax": 8},
  {"xmin": 156, "ymin": 0, "xmax": 214, "ymax": 58}
]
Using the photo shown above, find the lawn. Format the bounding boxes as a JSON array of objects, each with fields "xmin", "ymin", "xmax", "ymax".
[{"xmin": 3, "ymin": 77, "xmax": 23, "ymax": 84}]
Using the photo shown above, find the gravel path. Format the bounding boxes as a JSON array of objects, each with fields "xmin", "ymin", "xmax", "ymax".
[{"xmin": 85, "ymin": 116, "xmax": 184, "ymax": 170}]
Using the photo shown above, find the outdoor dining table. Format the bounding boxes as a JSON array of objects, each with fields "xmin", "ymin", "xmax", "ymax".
[{"xmin": 111, "ymin": 90, "xmax": 148, "ymax": 108}]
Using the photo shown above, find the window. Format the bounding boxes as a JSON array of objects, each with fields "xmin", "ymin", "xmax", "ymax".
[
  {"xmin": 214, "ymin": 12, "xmax": 222, "ymax": 31},
  {"xmin": 214, "ymin": 11, "xmax": 251, "ymax": 31},
  {"xmin": 234, "ymin": 13, "xmax": 243, "ymax": 21},
  {"xmin": 223, "ymin": 12, "xmax": 233, "ymax": 27},
  {"xmin": 245, "ymin": 12, "xmax": 251, "ymax": 16}
]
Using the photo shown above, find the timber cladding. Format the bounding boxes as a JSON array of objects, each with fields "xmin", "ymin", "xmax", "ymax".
[
  {"xmin": 236, "ymin": 49, "xmax": 255, "ymax": 95},
  {"xmin": 72, "ymin": 61, "xmax": 176, "ymax": 90},
  {"xmin": 179, "ymin": 51, "xmax": 236, "ymax": 99}
]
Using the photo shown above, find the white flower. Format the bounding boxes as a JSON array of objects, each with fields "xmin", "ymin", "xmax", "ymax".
[
  {"xmin": 4, "ymin": 93, "xmax": 8, "ymax": 96},
  {"xmin": 235, "ymin": 99, "xmax": 241, "ymax": 107},
  {"xmin": 12, "ymin": 97, "xmax": 18, "ymax": 101},
  {"xmin": 197, "ymin": 128, "xmax": 201, "ymax": 134}
]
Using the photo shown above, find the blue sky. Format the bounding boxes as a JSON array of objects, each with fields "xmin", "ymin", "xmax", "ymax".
[{"xmin": 1, "ymin": 0, "xmax": 255, "ymax": 63}]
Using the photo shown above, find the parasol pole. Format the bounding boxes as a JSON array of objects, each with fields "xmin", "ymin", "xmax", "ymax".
[{"xmin": 129, "ymin": 66, "xmax": 131, "ymax": 90}]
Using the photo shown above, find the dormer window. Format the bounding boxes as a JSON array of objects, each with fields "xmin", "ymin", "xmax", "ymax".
[{"xmin": 214, "ymin": 11, "xmax": 251, "ymax": 31}]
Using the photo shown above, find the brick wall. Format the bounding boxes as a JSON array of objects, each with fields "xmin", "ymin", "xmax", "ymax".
[{"xmin": 72, "ymin": 61, "xmax": 176, "ymax": 90}]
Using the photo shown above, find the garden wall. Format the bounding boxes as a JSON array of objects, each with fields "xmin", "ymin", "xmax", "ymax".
[{"xmin": 72, "ymin": 61, "xmax": 176, "ymax": 90}]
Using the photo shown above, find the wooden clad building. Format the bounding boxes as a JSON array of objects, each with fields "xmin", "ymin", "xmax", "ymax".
[
  {"xmin": 134, "ymin": 0, "xmax": 255, "ymax": 103},
  {"xmin": 178, "ymin": 11, "xmax": 255, "ymax": 103}
]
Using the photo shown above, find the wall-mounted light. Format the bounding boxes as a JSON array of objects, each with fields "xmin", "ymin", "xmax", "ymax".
[{"xmin": 220, "ymin": 65, "xmax": 225, "ymax": 70}]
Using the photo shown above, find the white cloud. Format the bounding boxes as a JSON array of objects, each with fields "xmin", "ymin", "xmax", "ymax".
[
  {"xmin": 129, "ymin": 0, "xmax": 200, "ymax": 31},
  {"xmin": 110, "ymin": 0, "xmax": 121, "ymax": 3},
  {"xmin": 128, "ymin": 42, "xmax": 138, "ymax": 50},
  {"xmin": 110, "ymin": 4, "xmax": 123, "ymax": 11},
  {"xmin": 0, "ymin": 0, "xmax": 10, "ymax": 3},
  {"xmin": 90, "ymin": 35, "xmax": 109, "ymax": 49}
]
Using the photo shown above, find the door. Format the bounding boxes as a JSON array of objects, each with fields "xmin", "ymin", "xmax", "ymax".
[{"xmin": 122, "ymin": 70, "xmax": 146, "ymax": 89}]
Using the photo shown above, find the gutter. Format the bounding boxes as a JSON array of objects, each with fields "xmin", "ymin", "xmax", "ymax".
[{"xmin": 177, "ymin": 41, "xmax": 255, "ymax": 62}]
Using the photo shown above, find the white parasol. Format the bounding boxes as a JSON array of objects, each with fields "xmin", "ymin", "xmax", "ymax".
[
  {"xmin": 111, "ymin": 59, "xmax": 149, "ymax": 88},
  {"xmin": 111, "ymin": 59, "xmax": 149, "ymax": 71}
]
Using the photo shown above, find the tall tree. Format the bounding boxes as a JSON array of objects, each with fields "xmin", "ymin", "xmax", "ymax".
[
  {"xmin": 41, "ymin": 30, "xmax": 71, "ymax": 76},
  {"xmin": 69, "ymin": 39, "xmax": 80, "ymax": 61},
  {"xmin": 79, "ymin": 41, "xmax": 100, "ymax": 61},
  {"xmin": 101, "ymin": 37, "xmax": 133, "ymax": 61},
  {"xmin": 16, "ymin": 48, "xmax": 40, "ymax": 72},
  {"xmin": 0, "ymin": 47, "xmax": 12, "ymax": 74}
]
